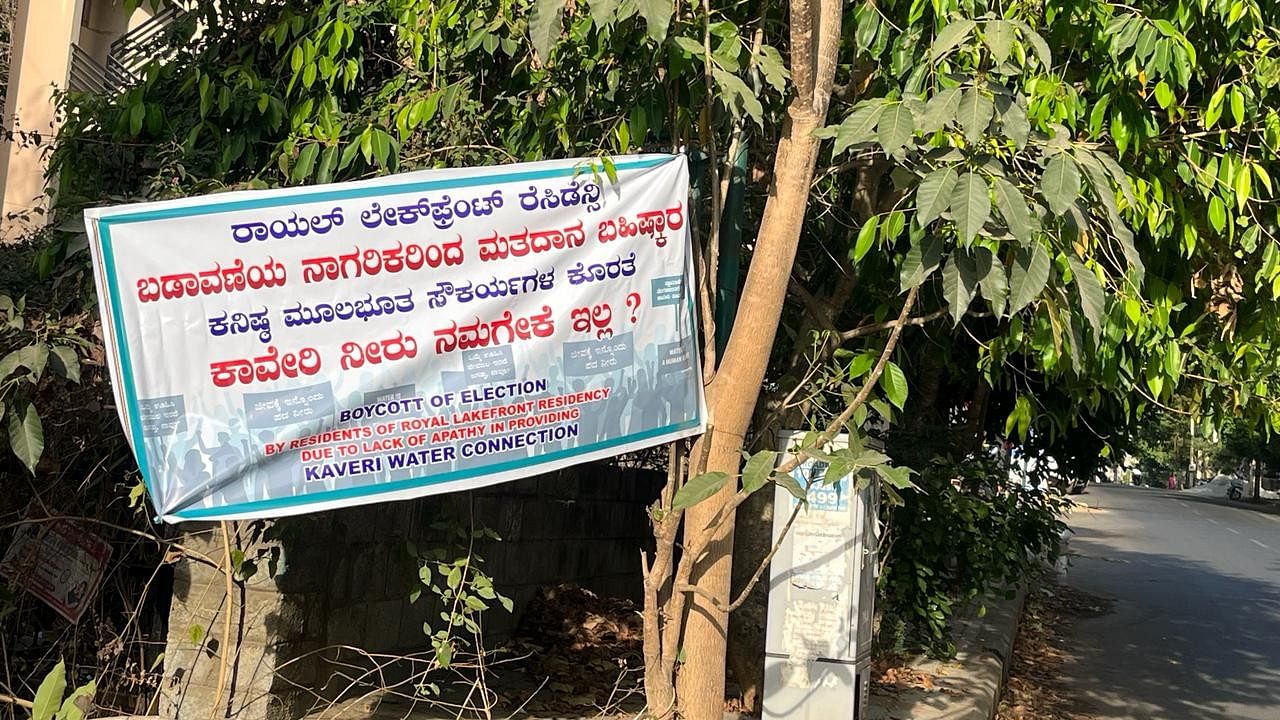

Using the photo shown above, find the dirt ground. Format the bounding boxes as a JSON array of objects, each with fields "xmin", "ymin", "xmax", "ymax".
[{"xmin": 997, "ymin": 582, "xmax": 1114, "ymax": 720}]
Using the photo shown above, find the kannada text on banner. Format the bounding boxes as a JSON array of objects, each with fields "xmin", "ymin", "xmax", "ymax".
[{"xmin": 86, "ymin": 154, "xmax": 703, "ymax": 522}]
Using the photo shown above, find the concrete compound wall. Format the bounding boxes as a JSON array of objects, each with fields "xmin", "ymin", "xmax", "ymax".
[{"xmin": 159, "ymin": 462, "xmax": 662, "ymax": 720}]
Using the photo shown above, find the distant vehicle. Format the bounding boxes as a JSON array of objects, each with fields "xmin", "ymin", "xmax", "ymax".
[{"xmin": 1183, "ymin": 474, "xmax": 1247, "ymax": 500}]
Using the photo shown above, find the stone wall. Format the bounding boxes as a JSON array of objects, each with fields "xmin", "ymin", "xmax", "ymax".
[{"xmin": 160, "ymin": 462, "xmax": 662, "ymax": 720}]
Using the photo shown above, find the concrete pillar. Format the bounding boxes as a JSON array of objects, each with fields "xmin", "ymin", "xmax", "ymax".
[
  {"xmin": 162, "ymin": 520, "xmax": 327, "ymax": 720},
  {"xmin": 0, "ymin": 0, "xmax": 81, "ymax": 241}
]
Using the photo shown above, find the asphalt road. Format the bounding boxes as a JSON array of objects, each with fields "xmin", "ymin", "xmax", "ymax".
[{"xmin": 1060, "ymin": 484, "xmax": 1280, "ymax": 719}]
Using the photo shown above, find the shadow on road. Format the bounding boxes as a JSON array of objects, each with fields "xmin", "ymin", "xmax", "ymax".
[{"xmin": 1058, "ymin": 537, "xmax": 1280, "ymax": 720}]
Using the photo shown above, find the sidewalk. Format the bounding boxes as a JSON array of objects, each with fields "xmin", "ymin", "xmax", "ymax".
[{"xmin": 867, "ymin": 586, "xmax": 1026, "ymax": 720}]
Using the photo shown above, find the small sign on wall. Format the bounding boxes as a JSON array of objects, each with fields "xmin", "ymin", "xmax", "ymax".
[{"xmin": 0, "ymin": 518, "xmax": 112, "ymax": 623}]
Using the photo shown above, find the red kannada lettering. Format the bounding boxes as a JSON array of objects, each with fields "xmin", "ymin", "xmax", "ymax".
[
  {"xmin": 299, "ymin": 237, "xmax": 464, "ymax": 284},
  {"xmin": 476, "ymin": 220, "xmax": 587, "ymax": 262},
  {"xmin": 340, "ymin": 331, "xmax": 419, "ymax": 370},
  {"xmin": 137, "ymin": 258, "xmax": 288, "ymax": 303},
  {"xmin": 596, "ymin": 202, "xmax": 685, "ymax": 248},
  {"xmin": 433, "ymin": 305, "xmax": 556, "ymax": 355},
  {"xmin": 209, "ymin": 346, "xmax": 322, "ymax": 388}
]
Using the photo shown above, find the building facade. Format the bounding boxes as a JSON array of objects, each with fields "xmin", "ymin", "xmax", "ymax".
[{"xmin": 0, "ymin": 0, "xmax": 157, "ymax": 240}]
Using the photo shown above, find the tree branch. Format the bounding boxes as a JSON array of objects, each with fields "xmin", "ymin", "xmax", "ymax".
[
  {"xmin": 841, "ymin": 307, "xmax": 949, "ymax": 340},
  {"xmin": 683, "ymin": 285, "xmax": 921, "ymax": 566},
  {"xmin": 726, "ymin": 499, "xmax": 804, "ymax": 612}
]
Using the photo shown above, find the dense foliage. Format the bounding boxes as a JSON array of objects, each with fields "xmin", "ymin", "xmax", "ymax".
[
  {"xmin": 878, "ymin": 453, "xmax": 1067, "ymax": 653},
  {"xmin": 15, "ymin": 0, "xmax": 1280, "ymax": 680}
]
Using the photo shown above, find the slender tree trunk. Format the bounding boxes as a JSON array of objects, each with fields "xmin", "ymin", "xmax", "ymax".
[
  {"xmin": 675, "ymin": 0, "xmax": 842, "ymax": 705},
  {"xmin": 666, "ymin": 2, "xmax": 843, "ymax": 718}
]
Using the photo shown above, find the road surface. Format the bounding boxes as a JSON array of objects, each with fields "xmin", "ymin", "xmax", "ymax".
[{"xmin": 1060, "ymin": 483, "xmax": 1280, "ymax": 719}]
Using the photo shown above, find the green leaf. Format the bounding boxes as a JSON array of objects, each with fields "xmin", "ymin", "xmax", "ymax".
[
  {"xmin": 671, "ymin": 36, "xmax": 704, "ymax": 56},
  {"xmin": 1153, "ymin": 81, "xmax": 1174, "ymax": 109},
  {"xmin": 848, "ymin": 351, "xmax": 877, "ymax": 379},
  {"xmin": 1254, "ymin": 163, "xmax": 1273, "ymax": 197},
  {"xmin": 128, "ymin": 480, "xmax": 146, "ymax": 508},
  {"xmin": 1230, "ymin": 87, "xmax": 1245, "ymax": 127},
  {"xmin": 755, "ymin": 44, "xmax": 789, "ymax": 92},
  {"xmin": 1146, "ymin": 362, "xmax": 1164, "ymax": 399},
  {"xmin": 1008, "ymin": 243, "xmax": 1050, "ymax": 314},
  {"xmin": 1041, "ymin": 155, "xmax": 1081, "ymax": 216},
  {"xmin": 984, "ymin": 20, "xmax": 1015, "ymax": 63},
  {"xmin": 128, "ymin": 103, "xmax": 144, "ymax": 136},
  {"xmin": 1208, "ymin": 196, "xmax": 1227, "ymax": 233},
  {"xmin": 916, "ymin": 167, "xmax": 958, "ymax": 225},
  {"xmin": 875, "ymin": 465, "xmax": 917, "ymax": 490},
  {"xmin": 950, "ymin": 172, "xmax": 991, "ymax": 244},
  {"xmin": 943, "ymin": 251, "xmax": 979, "ymax": 324},
  {"xmin": 899, "ymin": 233, "xmax": 943, "ymax": 291},
  {"xmin": 957, "ymin": 89, "xmax": 994, "ymax": 144},
  {"xmin": 292, "ymin": 142, "xmax": 319, "ymax": 183},
  {"xmin": 9, "ymin": 403, "xmax": 44, "ymax": 475},
  {"xmin": 18, "ymin": 342, "xmax": 48, "ymax": 380},
  {"xmin": 32, "ymin": 660, "xmax": 66, "ymax": 720},
  {"xmin": 1004, "ymin": 395, "xmax": 1033, "ymax": 440},
  {"xmin": 930, "ymin": 19, "xmax": 976, "ymax": 60},
  {"xmin": 774, "ymin": 470, "xmax": 808, "ymax": 501},
  {"xmin": 1069, "ymin": 258, "xmax": 1105, "ymax": 336},
  {"xmin": 1164, "ymin": 343, "xmax": 1183, "ymax": 382},
  {"xmin": 979, "ymin": 250, "xmax": 1009, "ymax": 316},
  {"xmin": 0, "ymin": 350, "xmax": 19, "ymax": 379},
  {"xmin": 1094, "ymin": 150, "xmax": 1134, "ymax": 205},
  {"xmin": 832, "ymin": 103, "xmax": 883, "ymax": 155},
  {"xmin": 1012, "ymin": 20, "xmax": 1053, "ymax": 68},
  {"xmin": 854, "ymin": 4, "xmax": 880, "ymax": 51},
  {"xmin": 883, "ymin": 211, "xmax": 906, "ymax": 242},
  {"xmin": 877, "ymin": 104, "xmax": 915, "ymax": 154},
  {"xmin": 713, "ymin": 68, "xmax": 764, "ymax": 126},
  {"xmin": 1235, "ymin": 163, "xmax": 1252, "ymax": 211},
  {"xmin": 879, "ymin": 361, "xmax": 909, "ymax": 410},
  {"xmin": 589, "ymin": 0, "xmax": 621, "ymax": 26},
  {"xmin": 852, "ymin": 216, "xmax": 879, "ymax": 262},
  {"xmin": 823, "ymin": 455, "xmax": 856, "ymax": 488},
  {"xmin": 59, "ymin": 680, "xmax": 96, "ymax": 720},
  {"xmin": 918, "ymin": 87, "xmax": 961, "ymax": 134},
  {"xmin": 635, "ymin": 0, "xmax": 672, "ymax": 43},
  {"xmin": 1204, "ymin": 85, "xmax": 1227, "ymax": 129},
  {"xmin": 672, "ymin": 471, "xmax": 729, "ymax": 510},
  {"xmin": 1089, "ymin": 94, "xmax": 1112, "ymax": 138},
  {"xmin": 435, "ymin": 641, "xmax": 453, "ymax": 668},
  {"xmin": 315, "ymin": 145, "xmax": 338, "ymax": 184},
  {"xmin": 993, "ymin": 178, "xmax": 1032, "ymax": 244},
  {"xmin": 741, "ymin": 450, "xmax": 778, "ymax": 496},
  {"xmin": 49, "ymin": 346, "xmax": 80, "ymax": 384},
  {"xmin": 1001, "ymin": 100, "xmax": 1030, "ymax": 148}
]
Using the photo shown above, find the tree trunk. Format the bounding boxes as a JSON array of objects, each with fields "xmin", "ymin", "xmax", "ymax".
[
  {"xmin": 676, "ymin": 107, "xmax": 828, "ymax": 720},
  {"xmin": 671, "ymin": 2, "xmax": 843, "ymax": 717}
]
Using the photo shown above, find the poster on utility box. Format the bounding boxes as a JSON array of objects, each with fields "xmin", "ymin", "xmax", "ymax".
[{"xmin": 85, "ymin": 154, "xmax": 705, "ymax": 523}]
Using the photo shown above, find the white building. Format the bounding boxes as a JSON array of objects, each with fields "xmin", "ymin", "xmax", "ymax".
[{"xmin": 0, "ymin": 0, "xmax": 172, "ymax": 240}]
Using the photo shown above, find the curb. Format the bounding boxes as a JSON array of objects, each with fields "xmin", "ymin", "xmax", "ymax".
[{"xmin": 867, "ymin": 585, "xmax": 1026, "ymax": 720}]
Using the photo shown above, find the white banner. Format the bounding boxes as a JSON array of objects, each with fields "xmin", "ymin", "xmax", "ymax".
[{"xmin": 86, "ymin": 154, "xmax": 704, "ymax": 522}]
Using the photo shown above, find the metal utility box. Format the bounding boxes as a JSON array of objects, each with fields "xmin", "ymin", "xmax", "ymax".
[{"xmin": 762, "ymin": 431, "xmax": 878, "ymax": 720}]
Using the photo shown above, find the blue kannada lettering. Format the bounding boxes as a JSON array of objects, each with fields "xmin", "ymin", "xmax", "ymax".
[{"xmin": 282, "ymin": 289, "xmax": 416, "ymax": 327}]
